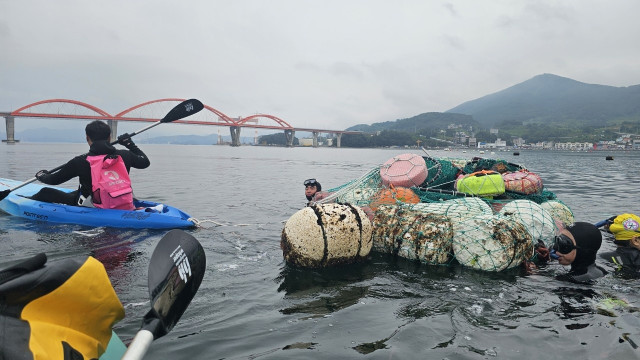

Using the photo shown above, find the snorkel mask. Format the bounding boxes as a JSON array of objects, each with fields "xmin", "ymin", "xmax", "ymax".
[{"xmin": 549, "ymin": 233, "xmax": 579, "ymax": 259}]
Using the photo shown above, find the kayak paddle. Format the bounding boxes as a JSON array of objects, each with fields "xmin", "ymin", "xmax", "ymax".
[
  {"xmin": 0, "ymin": 99, "xmax": 204, "ymax": 202},
  {"xmin": 121, "ymin": 229, "xmax": 206, "ymax": 360}
]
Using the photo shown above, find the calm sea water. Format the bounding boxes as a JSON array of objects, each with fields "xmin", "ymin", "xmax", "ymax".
[{"xmin": 1, "ymin": 143, "xmax": 640, "ymax": 359}]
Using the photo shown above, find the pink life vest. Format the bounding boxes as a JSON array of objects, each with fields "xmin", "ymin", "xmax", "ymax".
[{"xmin": 86, "ymin": 154, "xmax": 134, "ymax": 210}]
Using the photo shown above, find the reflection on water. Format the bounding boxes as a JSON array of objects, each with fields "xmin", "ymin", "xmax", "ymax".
[{"xmin": 2, "ymin": 145, "xmax": 640, "ymax": 359}]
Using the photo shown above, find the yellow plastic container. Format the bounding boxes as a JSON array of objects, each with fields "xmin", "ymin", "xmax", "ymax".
[{"xmin": 455, "ymin": 170, "xmax": 505, "ymax": 197}]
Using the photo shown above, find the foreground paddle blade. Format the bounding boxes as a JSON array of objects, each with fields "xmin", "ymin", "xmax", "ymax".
[
  {"xmin": 122, "ymin": 230, "xmax": 205, "ymax": 360},
  {"xmin": 161, "ymin": 99, "xmax": 204, "ymax": 123},
  {"xmin": 146, "ymin": 229, "xmax": 205, "ymax": 336}
]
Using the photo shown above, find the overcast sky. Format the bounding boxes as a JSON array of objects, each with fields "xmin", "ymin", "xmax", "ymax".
[{"xmin": 1, "ymin": 0, "xmax": 639, "ymax": 135}]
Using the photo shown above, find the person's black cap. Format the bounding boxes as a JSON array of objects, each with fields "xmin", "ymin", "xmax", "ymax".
[
  {"xmin": 567, "ymin": 222, "xmax": 602, "ymax": 251},
  {"xmin": 566, "ymin": 222, "xmax": 602, "ymax": 269}
]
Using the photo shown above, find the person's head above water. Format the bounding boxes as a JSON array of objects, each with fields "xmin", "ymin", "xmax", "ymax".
[
  {"xmin": 85, "ymin": 120, "xmax": 111, "ymax": 143},
  {"xmin": 608, "ymin": 213, "xmax": 640, "ymax": 247},
  {"xmin": 304, "ymin": 178, "xmax": 321, "ymax": 201},
  {"xmin": 553, "ymin": 222, "xmax": 602, "ymax": 270}
]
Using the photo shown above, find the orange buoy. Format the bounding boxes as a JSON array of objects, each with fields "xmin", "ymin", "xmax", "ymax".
[{"xmin": 369, "ymin": 185, "xmax": 421, "ymax": 211}]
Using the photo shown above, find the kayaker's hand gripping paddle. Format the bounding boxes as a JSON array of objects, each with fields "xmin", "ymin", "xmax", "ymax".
[{"xmin": 0, "ymin": 99, "xmax": 204, "ymax": 202}]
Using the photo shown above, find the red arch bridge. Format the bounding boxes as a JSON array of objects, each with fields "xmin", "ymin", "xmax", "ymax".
[{"xmin": 0, "ymin": 98, "xmax": 361, "ymax": 147}]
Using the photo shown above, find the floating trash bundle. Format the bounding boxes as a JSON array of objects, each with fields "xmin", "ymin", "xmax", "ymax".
[{"xmin": 298, "ymin": 154, "xmax": 571, "ymax": 272}]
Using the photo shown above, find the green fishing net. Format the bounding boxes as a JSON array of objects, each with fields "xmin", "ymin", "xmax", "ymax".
[{"xmin": 317, "ymin": 156, "xmax": 573, "ymax": 272}]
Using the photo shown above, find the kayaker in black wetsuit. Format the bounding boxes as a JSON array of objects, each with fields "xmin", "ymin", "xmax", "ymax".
[
  {"xmin": 553, "ymin": 222, "xmax": 607, "ymax": 284},
  {"xmin": 30, "ymin": 120, "xmax": 150, "ymax": 206},
  {"xmin": 599, "ymin": 213, "xmax": 640, "ymax": 277}
]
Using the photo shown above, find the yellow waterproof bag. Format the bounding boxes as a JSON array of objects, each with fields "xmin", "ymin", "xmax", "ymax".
[{"xmin": 0, "ymin": 254, "xmax": 125, "ymax": 360}]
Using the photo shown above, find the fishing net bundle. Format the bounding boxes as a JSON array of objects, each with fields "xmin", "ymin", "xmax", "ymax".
[{"xmin": 311, "ymin": 155, "xmax": 574, "ymax": 272}]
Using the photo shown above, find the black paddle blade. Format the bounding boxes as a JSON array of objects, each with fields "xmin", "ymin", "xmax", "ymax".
[
  {"xmin": 0, "ymin": 189, "xmax": 10, "ymax": 202},
  {"xmin": 161, "ymin": 99, "xmax": 204, "ymax": 123},
  {"xmin": 142, "ymin": 229, "xmax": 206, "ymax": 338}
]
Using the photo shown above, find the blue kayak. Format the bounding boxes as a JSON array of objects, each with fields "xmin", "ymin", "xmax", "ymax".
[{"xmin": 0, "ymin": 178, "xmax": 195, "ymax": 229}]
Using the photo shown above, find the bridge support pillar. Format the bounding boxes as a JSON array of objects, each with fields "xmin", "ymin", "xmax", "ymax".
[
  {"xmin": 230, "ymin": 126, "xmax": 241, "ymax": 146},
  {"xmin": 336, "ymin": 134, "xmax": 342, "ymax": 148},
  {"xmin": 284, "ymin": 129, "xmax": 295, "ymax": 147},
  {"xmin": 2, "ymin": 116, "xmax": 19, "ymax": 144},
  {"xmin": 312, "ymin": 131, "xmax": 319, "ymax": 148},
  {"xmin": 107, "ymin": 120, "xmax": 118, "ymax": 143}
]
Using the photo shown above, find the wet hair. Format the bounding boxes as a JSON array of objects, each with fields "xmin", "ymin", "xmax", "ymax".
[{"xmin": 85, "ymin": 121, "xmax": 111, "ymax": 142}]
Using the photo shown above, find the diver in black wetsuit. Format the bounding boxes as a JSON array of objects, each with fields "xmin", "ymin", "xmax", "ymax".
[
  {"xmin": 29, "ymin": 121, "xmax": 150, "ymax": 206},
  {"xmin": 552, "ymin": 222, "xmax": 607, "ymax": 284}
]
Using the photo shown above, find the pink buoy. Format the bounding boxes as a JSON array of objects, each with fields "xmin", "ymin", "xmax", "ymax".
[
  {"xmin": 380, "ymin": 153, "xmax": 428, "ymax": 188},
  {"xmin": 502, "ymin": 171, "xmax": 543, "ymax": 194}
]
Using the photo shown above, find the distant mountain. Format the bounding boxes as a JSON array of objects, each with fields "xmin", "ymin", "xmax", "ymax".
[
  {"xmin": 346, "ymin": 112, "xmax": 478, "ymax": 132},
  {"xmin": 446, "ymin": 73, "xmax": 640, "ymax": 127}
]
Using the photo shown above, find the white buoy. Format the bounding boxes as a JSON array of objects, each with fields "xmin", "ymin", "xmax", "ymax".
[
  {"xmin": 498, "ymin": 199, "xmax": 557, "ymax": 247},
  {"xmin": 452, "ymin": 213, "xmax": 533, "ymax": 271},
  {"xmin": 281, "ymin": 203, "xmax": 373, "ymax": 268},
  {"xmin": 540, "ymin": 200, "xmax": 575, "ymax": 226}
]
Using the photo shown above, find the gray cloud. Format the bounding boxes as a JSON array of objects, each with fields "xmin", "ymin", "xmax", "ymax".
[{"xmin": 1, "ymin": 0, "xmax": 639, "ymax": 135}]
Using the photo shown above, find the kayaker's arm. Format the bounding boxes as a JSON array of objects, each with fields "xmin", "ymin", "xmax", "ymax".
[
  {"xmin": 35, "ymin": 158, "xmax": 79, "ymax": 186},
  {"xmin": 117, "ymin": 136, "xmax": 150, "ymax": 169}
]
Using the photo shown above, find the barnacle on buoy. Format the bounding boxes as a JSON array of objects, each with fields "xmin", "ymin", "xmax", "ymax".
[{"xmin": 371, "ymin": 205, "xmax": 454, "ymax": 265}]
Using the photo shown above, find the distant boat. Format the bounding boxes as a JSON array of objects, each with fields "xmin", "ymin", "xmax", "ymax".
[
  {"xmin": 606, "ymin": 155, "xmax": 614, "ymax": 160},
  {"xmin": 513, "ymin": 151, "xmax": 520, "ymax": 156}
]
